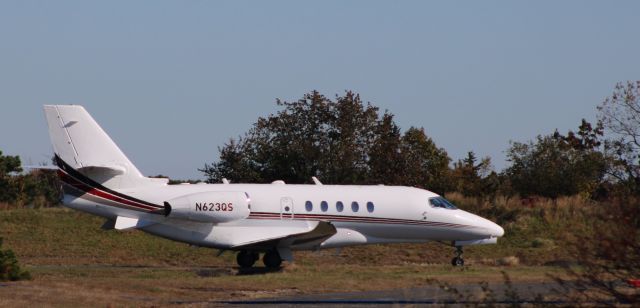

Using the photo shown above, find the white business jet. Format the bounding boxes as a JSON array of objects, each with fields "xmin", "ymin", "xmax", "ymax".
[{"xmin": 43, "ymin": 105, "xmax": 503, "ymax": 268}]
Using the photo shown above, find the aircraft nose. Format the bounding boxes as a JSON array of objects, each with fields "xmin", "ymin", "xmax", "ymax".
[
  {"xmin": 475, "ymin": 216, "xmax": 504, "ymax": 238},
  {"xmin": 491, "ymin": 222, "xmax": 505, "ymax": 237},
  {"xmin": 453, "ymin": 210, "xmax": 505, "ymax": 239}
]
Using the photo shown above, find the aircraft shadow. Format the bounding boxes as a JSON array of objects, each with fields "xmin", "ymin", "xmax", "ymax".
[
  {"xmin": 235, "ymin": 267, "xmax": 283, "ymax": 276},
  {"xmin": 192, "ymin": 266, "xmax": 282, "ymax": 277}
]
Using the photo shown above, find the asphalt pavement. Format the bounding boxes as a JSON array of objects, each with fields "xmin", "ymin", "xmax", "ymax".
[{"xmin": 214, "ymin": 281, "xmax": 575, "ymax": 307}]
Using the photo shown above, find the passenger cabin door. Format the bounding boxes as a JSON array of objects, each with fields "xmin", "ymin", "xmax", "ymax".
[{"xmin": 280, "ymin": 197, "xmax": 294, "ymax": 219}]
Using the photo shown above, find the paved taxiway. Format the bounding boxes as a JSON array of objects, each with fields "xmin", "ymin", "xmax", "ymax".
[{"xmin": 192, "ymin": 281, "xmax": 582, "ymax": 306}]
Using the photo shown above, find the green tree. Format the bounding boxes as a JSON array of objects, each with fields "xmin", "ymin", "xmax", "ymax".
[
  {"xmin": 19, "ymin": 169, "xmax": 61, "ymax": 208},
  {"xmin": 318, "ymin": 91, "xmax": 379, "ymax": 184},
  {"xmin": 201, "ymin": 91, "xmax": 380, "ymax": 184},
  {"xmin": 200, "ymin": 138, "xmax": 264, "ymax": 183},
  {"xmin": 481, "ymin": 171, "xmax": 502, "ymax": 202},
  {"xmin": 554, "ymin": 119, "xmax": 609, "ymax": 198},
  {"xmin": 451, "ymin": 152, "xmax": 491, "ymax": 197},
  {"xmin": 504, "ymin": 120, "xmax": 607, "ymax": 199},
  {"xmin": 368, "ymin": 113, "xmax": 404, "ymax": 185},
  {"xmin": 449, "ymin": 151, "xmax": 499, "ymax": 200},
  {"xmin": 0, "ymin": 151, "xmax": 22, "ymax": 203},
  {"xmin": 398, "ymin": 127, "xmax": 451, "ymax": 194},
  {"xmin": 0, "ymin": 151, "xmax": 61, "ymax": 208},
  {"xmin": 0, "ymin": 151, "xmax": 21, "ymax": 176},
  {"xmin": 202, "ymin": 91, "xmax": 452, "ymax": 190}
]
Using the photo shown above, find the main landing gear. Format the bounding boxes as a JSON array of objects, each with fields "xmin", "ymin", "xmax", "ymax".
[
  {"xmin": 451, "ymin": 246, "xmax": 464, "ymax": 267},
  {"xmin": 263, "ymin": 250, "xmax": 283, "ymax": 269},
  {"xmin": 236, "ymin": 250, "xmax": 283, "ymax": 269},
  {"xmin": 236, "ymin": 250, "xmax": 259, "ymax": 268}
]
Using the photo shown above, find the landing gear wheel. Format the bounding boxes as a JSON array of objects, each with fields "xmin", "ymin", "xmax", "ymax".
[
  {"xmin": 451, "ymin": 256, "xmax": 464, "ymax": 266},
  {"xmin": 451, "ymin": 246, "xmax": 464, "ymax": 267},
  {"xmin": 263, "ymin": 250, "xmax": 282, "ymax": 269},
  {"xmin": 237, "ymin": 250, "xmax": 257, "ymax": 268}
]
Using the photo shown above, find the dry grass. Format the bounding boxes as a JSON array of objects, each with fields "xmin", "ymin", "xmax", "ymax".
[
  {"xmin": 0, "ymin": 206, "xmax": 585, "ymax": 306},
  {"xmin": 445, "ymin": 192, "xmax": 594, "ymax": 212},
  {"xmin": 444, "ymin": 192, "xmax": 603, "ymax": 265},
  {"xmin": 0, "ymin": 206, "xmax": 573, "ymax": 268},
  {"xmin": 0, "ymin": 263, "xmax": 565, "ymax": 307}
]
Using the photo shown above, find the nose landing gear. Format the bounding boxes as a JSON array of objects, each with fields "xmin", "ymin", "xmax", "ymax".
[{"xmin": 451, "ymin": 246, "xmax": 464, "ymax": 266}]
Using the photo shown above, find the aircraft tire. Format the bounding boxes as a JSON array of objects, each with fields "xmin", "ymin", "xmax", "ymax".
[
  {"xmin": 237, "ymin": 250, "xmax": 256, "ymax": 268},
  {"xmin": 263, "ymin": 250, "xmax": 282, "ymax": 269},
  {"xmin": 451, "ymin": 257, "xmax": 464, "ymax": 266}
]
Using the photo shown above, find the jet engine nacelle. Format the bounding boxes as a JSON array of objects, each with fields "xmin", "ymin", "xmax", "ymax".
[{"xmin": 163, "ymin": 191, "xmax": 250, "ymax": 223}]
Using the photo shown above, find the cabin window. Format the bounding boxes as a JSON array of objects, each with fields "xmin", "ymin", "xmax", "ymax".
[
  {"xmin": 320, "ymin": 201, "xmax": 328, "ymax": 212},
  {"xmin": 305, "ymin": 201, "xmax": 313, "ymax": 212},
  {"xmin": 367, "ymin": 201, "xmax": 374, "ymax": 213},
  {"xmin": 351, "ymin": 201, "xmax": 359, "ymax": 212},
  {"xmin": 336, "ymin": 201, "xmax": 344, "ymax": 212},
  {"xmin": 429, "ymin": 197, "xmax": 458, "ymax": 209}
]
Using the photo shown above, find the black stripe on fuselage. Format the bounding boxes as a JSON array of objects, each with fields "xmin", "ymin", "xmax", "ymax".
[
  {"xmin": 54, "ymin": 154, "xmax": 162, "ymax": 209},
  {"xmin": 59, "ymin": 175, "xmax": 158, "ymax": 212},
  {"xmin": 58, "ymin": 168, "xmax": 160, "ymax": 212}
]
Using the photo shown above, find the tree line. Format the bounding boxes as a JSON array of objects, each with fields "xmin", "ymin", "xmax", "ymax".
[
  {"xmin": 202, "ymin": 81, "xmax": 640, "ymax": 200},
  {"xmin": 0, "ymin": 81, "xmax": 638, "ymax": 208},
  {"xmin": 0, "ymin": 153, "xmax": 59, "ymax": 208}
]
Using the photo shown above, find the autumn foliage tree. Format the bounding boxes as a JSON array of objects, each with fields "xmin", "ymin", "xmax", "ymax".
[
  {"xmin": 598, "ymin": 81, "xmax": 640, "ymax": 194},
  {"xmin": 201, "ymin": 91, "xmax": 452, "ymax": 192},
  {"xmin": 450, "ymin": 152, "xmax": 493, "ymax": 198}
]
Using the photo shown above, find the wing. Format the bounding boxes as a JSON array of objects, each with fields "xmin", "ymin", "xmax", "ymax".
[
  {"xmin": 218, "ymin": 220, "xmax": 337, "ymax": 251},
  {"xmin": 233, "ymin": 221, "xmax": 336, "ymax": 251}
]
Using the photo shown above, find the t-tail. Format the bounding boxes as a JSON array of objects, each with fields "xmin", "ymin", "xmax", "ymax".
[{"xmin": 43, "ymin": 105, "xmax": 167, "ymax": 190}]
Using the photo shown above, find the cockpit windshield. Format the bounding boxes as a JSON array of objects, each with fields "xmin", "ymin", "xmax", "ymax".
[{"xmin": 429, "ymin": 197, "xmax": 458, "ymax": 209}]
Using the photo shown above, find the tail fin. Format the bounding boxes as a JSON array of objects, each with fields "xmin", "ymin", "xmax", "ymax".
[{"xmin": 44, "ymin": 105, "xmax": 167, "ymax": 189}]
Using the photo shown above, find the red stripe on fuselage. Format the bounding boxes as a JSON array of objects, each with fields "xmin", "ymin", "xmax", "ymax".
[
  {"xmin": 248, "ymin": 212, "xmax": 473, "ymax": 229},
  {"xmin": 58, "ymin": 170, "xmax": 157, "ymax": 211}
]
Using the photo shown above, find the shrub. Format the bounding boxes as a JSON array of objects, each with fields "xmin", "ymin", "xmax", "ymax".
[{"xmin": 0, "ymin": 237, "xmax": 31, "ymax": 281}]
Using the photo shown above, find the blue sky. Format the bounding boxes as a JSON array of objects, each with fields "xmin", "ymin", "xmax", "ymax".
[{"xmin": 1, "ymin": 1, "xmax": 639, "ymax": 180}]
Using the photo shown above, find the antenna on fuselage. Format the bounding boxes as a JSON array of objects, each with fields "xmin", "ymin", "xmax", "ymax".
[
  {"xmin": 312, "ymin": 176, "xmax": 322, "ymax": 185},
  {"xmin": 222, "ymin": 178, "xmax": 230, "ymax": 184}
]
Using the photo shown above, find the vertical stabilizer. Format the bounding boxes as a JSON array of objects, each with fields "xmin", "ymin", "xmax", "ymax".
[{"xmin": 43, "ymin": 105, "xmax": 167, "ymax": 189}]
